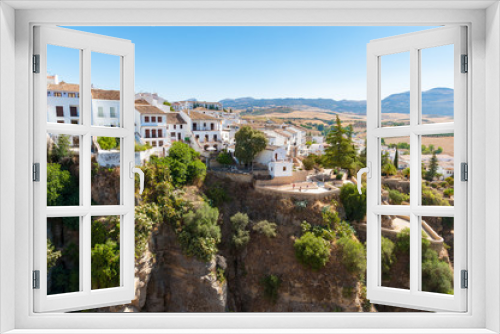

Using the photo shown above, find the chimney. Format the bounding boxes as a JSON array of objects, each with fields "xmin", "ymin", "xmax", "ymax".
[{"xmin": 152, "ymin": 99, "xmax": 158, "ymax": 107}]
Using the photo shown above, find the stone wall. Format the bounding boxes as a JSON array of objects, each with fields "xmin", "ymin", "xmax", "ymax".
[
  {"xmin": 254, "ymin": 186, "xmax": 340, "ymax": 201},
  {"xmin": 208, "ymin": 170, "xmax": 253, "ymax": 183},
  {"xmin": 254, "ymin": 170, "xmax": 308, "ymax": 187}
]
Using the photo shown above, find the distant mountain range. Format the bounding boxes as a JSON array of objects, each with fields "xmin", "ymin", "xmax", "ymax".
[{"xmin": 219, "ymin": 88, "xmax": 453, "ymax": 116}]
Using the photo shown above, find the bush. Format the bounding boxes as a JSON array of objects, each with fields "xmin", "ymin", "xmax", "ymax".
[
  {"xmin": 216, "ymin": 152, "xmax": 233, "ymax": 166},
  {"xmin": 47, "ymin": 239, "xmax": 62, "ymax": 271},
  {"xmin": 444, "ymin": 188, "xmax": 454, "ymax": 198},
  {"xmin": 340, "ymin": 183, "xmax": 366, "ymax": 221},
  {"xmin": 445, "ymin": 176, "xmax": 454, "ymax": 186},
  {"xmin": 47, "ymin": 163, "xmax": 72, "ymax": 206},
  {"xmin": 253, "ymin": 220, "xmax": 277, "ymax": 238},
  {"xmin": 166, "ymin": 142, "xmax": 206, "ymax": 187},
  {"xmin": 389, "ymin": 189, "xmax": 409, "ymax": 205},
  {"xmin": 382, "ymin": 163, "xmax": 397, "ymax": 176},
  {"xmin": 336, "ymin": 172, "xmax": 344, "ymax": 180},
  {"xmin": 337, "ymin": 236, "xmax": 366, "ymax": 277},
  {"xmin": 422, "ymin": 184, "xmax": 449, "ymax": 206},
  {"xmin": 395, "ymin": 227, "xmax": 410, "ymax": 254},
  {"xmin": 135, "ymin": 142, "xmax": 152, "ymax": 152},
  {"xmin": 294, "ymin": 232, "xmax": 331, "ymax": 270},
  {"xmin": 98, "ymin": 136, "xmax": 119, "ymax": 150},
  {"xmin": 381, "ymin": 237, "xmax": 396, "ymax": 279},
  {"xmin": 261, "ymin": 274, "xmax": 281, "ymax": 303},
  {"xmin": 205, "ymin": 184, "xmax": 230, "ymax": 207},
  {"xmin": 231, "ymin": 212, "xmax": 250, "ymax": 249},
  {"xmin": 179, "ymin": 203, "xmax": 221, "ymax": 262},
  {"xmin": 421, "ymin": 245, "xmax": 454, "ymax": 294},
  {"xmin": 302, "ymin": 156, "xmax": 315, "ymax": 170}
]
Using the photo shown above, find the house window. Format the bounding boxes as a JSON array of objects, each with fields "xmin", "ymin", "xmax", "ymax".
[
  {"xmin": 180, "ymin": 124, "xmax": 183, "ymax": 129},
  {"xmin": 70, "ymin": 106, "xmax": 78, "ymax": 117},
  {"xmin": 213, "ymin": 134, "xmax": 217, "ymax": 141},
  {"xmin": 173, "ymin": 124, "xmax": 176, "ymax": 129},
  {"xmin": 145, "ymin": 129, "xmax": 150, "ymax": 138},
  {"xmin": 171, "ymin": 132, "xmax": 176, "ymax": 137},
  {"xmin": 71, "ymin": 120, "xmax": 78, "ymax": 125},
  {"xmin": 157, "ymin": 116, "xmax": 162, "ymax": 123},
  {"xmin": 152, "ymin": 141, "xmax": 157, "ymax": 147},
  {"xmin": 193, "ymin": 123, "xmax": 197, "ymax": 131},
  {"xmin": 56, "ymin": 106, "xmax": 64, "ymax": 117},
  {"xmin": 110, "ymin": 107, "xmax": 117, "ymax": 118},
  {"xmin": 54, "ymin": 92, "xmax": 62, "ymax": 97},
  {"xmin": 152, "ymin": 116, "xmax": 156, "ymax": 122},
  {"xmin": 145, "ymin": 116, "xmax": 150, "ymax": 122},
  {"xmin": 159, "ymin": 140, "xmax": 163, "ymax": 146},
  {"xmin": 211, "ymin": 123, "xmax": 215, "ymax": 130},
  {"xmin": 152, "ymin": 129, "xmax": 157, "ymax": 138},
  {"xmin": 283, "ymin": 166, "xmax": 286, "ymax": 171},
  {"xmin": 97, "ymin": 106, "xmax": 104, "ymax": 117},
  {"xmin": 68, "ymin": 92, "xmax": 76, "ymax": 98},
  {"xmin": 56, "ymin": 120, "xmax": 64, "ymax": 124},
  {"xmin": 158, "ymin": 129, "xmax": 162, "ymax": 137}
]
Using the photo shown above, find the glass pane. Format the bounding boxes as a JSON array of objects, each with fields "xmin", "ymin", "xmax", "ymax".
[
  {"xmin": 381, "ymin": 137, "xmax": 410, "ymax": 205},
  {"xmin": 421, "ymin": 45, "xmax": 454, "ymax": 124},
  {"xmin": 47, "ymin": 45, "xmax": 81, "ymax": 124},
  {"xmin": 47, "ymin": 217, "xmax": 80, "ymax": 295},
  {"xmin": 381, "ymin": 52, "xmax": 410, "ymax": 127},
  {"xmin": 421, "ymin": 134, "xmax": 454, "ymax": 206},
  {"xmin": 91, "ymin": 136, "xmax": 121, "ymax": 206},
  {"xmin": 91, "ymin": 52, "xmax": 121, "ymax": 127},
  {"xmin": 421, "ymin": 216, "xmax": 454, "ymax": 295},
  {"xmin": 47, "ymin": 133, "xmax": 80, "ymax": 206},
  {"xmin": 380, "ymin": 215, "xmax": 410, "ymax": 290},
  {"xmin": 91, "ymin": 216, "xmax": 120, "ymax": 290}
]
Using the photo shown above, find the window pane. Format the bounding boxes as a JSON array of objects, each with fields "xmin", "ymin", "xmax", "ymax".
[
  {"xmin": 91, "ymin": 137, "xmax": 121, "ymax": 206},
  {"xmin": 47, "ymin": 133, "xmax": 80, "ymax": 206},
  {"xmin": 381, "ymin": 52, "xmax": 410, "ymax": 127},
  {"xmin": 380, "ymin": 215, "xmax": 410, "ymax": 290},
  {"xmin": 91, "ymin": 52, "xmax": 121, "ymax": 127},
  {"xmin": 91, "ymin": 216, "xmax": 120, "ymax": 290},
  {"xmin": 381, "ymin": 137, "xmax": 410, "ymax": 205},
  {"xmin": 421, "ymin": 45, "xmax": 454, "ymax": 124},
  {"xmin": 47, "ymin": 45, "xmax": 81, "ymax": 124},
  {"xmin": 47, "ymin": 217, "xmax": 80, "ymax": 295},
  {"xmin": 421, "ymin": 216, "xmax": 454, "ymax": 295},
  {"xmin": 421, "ymin": 134, "xmax": 454, "ymax": 206}
]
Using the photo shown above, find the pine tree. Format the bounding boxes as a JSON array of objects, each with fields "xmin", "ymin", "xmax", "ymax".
[
  {"xmin": 324, "ymin": 115, "xmax": 358, "ymax": 172},
  {"xmin": 393, "ymin": 149, "xmax": 399, "ymax": 170},
  {"xmin": 425, "ymin": 152, "xmax": 439, "ymax": 181}
]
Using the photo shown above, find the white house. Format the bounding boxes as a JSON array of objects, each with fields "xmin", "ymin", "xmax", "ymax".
[
  {"xmin": 165, "ymin": 112, "xmax": 189, "ymax": 142},
  {"xmin": 253, "ymin": 145, "xmax": 294, "ymax": 177},
  {"xmin": 134, "ymin": 99, "xmax": 168, "ymax": 155},
  {"xmin": 91, "ymin": 89, "xmax": 121, "ymax": 127},
  {"xmin": 188, "ymin": 110, "xmax": 224, "ymax": 151},
  {"xmin": 172, "ymin": 100, "xmax": 223, "ymax": 112}
]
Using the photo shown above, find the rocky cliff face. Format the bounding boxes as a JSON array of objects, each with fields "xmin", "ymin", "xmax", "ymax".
[{"xmin": 100, "ymin": 172, "xmax": 370, "ymax": 313}]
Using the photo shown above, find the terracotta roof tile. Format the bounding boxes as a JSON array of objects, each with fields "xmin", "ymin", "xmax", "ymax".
[
  {"xmin": 165, "ymin": 113, "xmax": 187, "ymax": 125},
  {"xmin": 189, "ymin": 111, "xmax": 219, "ymax": 120}
]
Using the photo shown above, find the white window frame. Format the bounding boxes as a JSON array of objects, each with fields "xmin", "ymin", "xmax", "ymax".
[
  {"xmin": 33, "ymin": 26, "xmax": 136, "ymax": 313},
  {"xmin": 366, "ymin": 26, "xmax": 467, "ymax": 312},
  {"xmin": 1, "ymin": 2, "xmax": 498, "ymax": 334}
]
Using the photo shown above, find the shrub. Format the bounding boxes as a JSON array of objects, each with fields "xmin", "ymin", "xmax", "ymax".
[
  {"xmin": 231, "ymin": 212, "xmax": 250, "ymax": 249},
  {"xmin": 302, "ymin": 156, "xmax": 315, "ymax": 170},
  {"xmin": 336, "ymin": 172, "xmax": 344, "ymax": 180},
  {"xmin": 444, "ymin": 188, "xmax": 454, "ymax": 197},
  {"xmin": 261, "ymin": 274, "xmax": 281, "ymax": 303},
  {"xmin": 337, "ymin": 236, "xmax": 366, "ymax": 277},
  {"xmin": 336, "ymin": 220, "xmax": 355, "ymax": 239},
  {"xmin": 47, "ymin": 163, "xmax": 72, "ymax": 206},
  {"xmin": 205, "ymin": 184, "xmax": 230, "ymax": 207},
  {"xmin": 166, "ymin": 142, "xmax": 207, "ymax": 187},
  {"xmin": 431, "ymin": 182, "xmax": 438, "ymax": 188},
  {"xmin": 402, "ymin": 167, "xmax": 410, "ymax": 178},
  {"xmin": 445, "ymin": 176, "xmax": 454, "ymax": 186},
  {"xmin": 253, "ymin": 220, "xmax": 277, "ymax": 238},
  {"xmin": 422, "ymin": 184, "xmax": 449, "ymax": 206},
  {"xmin": 179, "ymin": 203, "xmax": 221, "ymax": 262},
  {"xmin": 98, "ymin": 136, "xmax": 119, "ymax": 150},
  {"xmin": 294, "ymin": 232, "xmax": 331, "ymax": 270},
  {"xmin": 340, "ymin": 183, "xmax": 366, "ymax": 221},
  {"xmin": 216, "ymin": 152, "xmax": 233, "ymax": 166},
  {"xmin": 382, "ymin": 163, "xmax": 397, "ymax": 176},
  {"xmin": 421, "ymin": 247, "xmax": 454, "ymax": 294},
  {"xmin": 135, "ymin": 142, "xmax": 152, "ymax": 152},
  {"xmin": 216, "ymin": 268, "xmax": 226, "ymax": 284},
  {"xmin": 381, "ymin": 237, "xmax": 396, "ymax": 279},
  {"xmin": 47, "ymin": 239, "xmax": 62, "ymax": 271},
  {"xmin": 395, "ymin": 227, "xmax": 410, "ymax": 254},
  {"xmin": 388, "ymin": 189, "xmax": 409, "ymax": 205}
]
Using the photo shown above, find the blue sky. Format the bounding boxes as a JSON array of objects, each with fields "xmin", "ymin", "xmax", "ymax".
[{"xmin": 49, "ymin": 26, "xmax": 453, "ymax": 102}]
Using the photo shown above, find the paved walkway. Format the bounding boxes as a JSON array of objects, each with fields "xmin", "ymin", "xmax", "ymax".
[{"xmin": 391, "ymin": 217, "xmax": 433, "ymax": 240}]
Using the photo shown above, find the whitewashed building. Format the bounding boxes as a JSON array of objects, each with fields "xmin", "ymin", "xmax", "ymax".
[{"xmin": 134, "ymin": 99, "xmax": 168, "ymax": 155}]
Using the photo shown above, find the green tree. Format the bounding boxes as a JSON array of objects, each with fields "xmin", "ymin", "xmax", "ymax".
[
  {"xmin": 340, "ymin": 183, "xmax": 367, "ymax": 221},
  {"xmin": 47, "ymin": 239, "xmax": 62, "ymax": 271},
  {"xmin": 389, "ymin": 189, "xmax": 409, "ymax": 205},
  {"xmin": 324, "ymin": 115, "xmax": 358, "ymax": 172},
  {"xmin": 381, "ymin": 237, "xmax": 396, "ymax": 279},
  {"xmin": 50, "ymin": 134, "xmax": 72, "ymax": 163},
  {"xmin": 47, "ymin": 163, "xmax": 72, "ymax": 206},
  {"xmin": 91, "ymin": 239, "xmax": 120, "ymax": 289},
  {"xmin": 97, "ymin": 136, "xmax": 118, "ymax": 150},
  {"xmin": 402, "ymin": 167, "xmax": 410, "ymax": 179},
  {"xmin": 234, "ymin": 126, "xmax": 267, "ymax": 168},
  {"xmin": 382, "ymin": 163, "xmax": 397, "ymax": 176},
  {"xmin": 337, "ymin": 236, "xmax": 366, "ymax": 277},
  {"xmin": 302, "ymin": 155, "xmax": 315, "ymax": 170},
  {"xmin": 306, "ymin": 140, "xmax": 313, "ymax": 147},
  {"xmin": 166, "ymin": 142, "xmax": 206, "ymax": 187},
  {"xmin": 425, "ymin": 152, "xmax": 439, "ymax": 181},
  {"xmin": 294, "ymin": 232, "xmax": 331, "ymax": 271},
  {"xmin": 393, "ymin": 149, "xmax": 399, "ymax": 169},
  {"xmin": 179, "ymin": 203, "xmax": 221, "ymax": 262},
  {"xmin": 231, "ymin": 212, "xmax": 251, "ymax": 249}
]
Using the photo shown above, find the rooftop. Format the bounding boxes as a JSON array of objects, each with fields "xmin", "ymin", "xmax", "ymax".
[
  {"xmin": 189, "ymin": 111, "xmax": 219, "ymax": 121},
  {"xmin": 165, "ymin": 113, "xmax": 187, "ymax": 125},
  {"xmin": 135, "ymin": 100, "xmax": 166, "ymax": 114}
]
